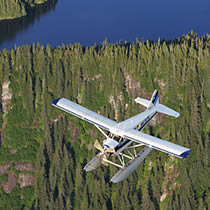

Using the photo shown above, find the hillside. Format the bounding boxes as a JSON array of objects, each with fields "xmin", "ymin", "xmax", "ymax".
[
  {"xmin": 0, "ymin": 0, "xmax": 51, "ymax": 20},
  {"xmin": 0, "ymin": 33, "xmax": 209, "ymax": 209}
]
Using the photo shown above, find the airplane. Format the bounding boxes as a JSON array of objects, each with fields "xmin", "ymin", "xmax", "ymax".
[{"xmin": 52, "ymin": 89, "xmax": 190, "ymax": 183}]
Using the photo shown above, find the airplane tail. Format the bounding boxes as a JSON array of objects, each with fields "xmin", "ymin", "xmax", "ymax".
[
  {"xmin": 135, "ymin": 89, "xmax": 180, "ymax": 118},
  {"xmin": 149, "ymin": 89, "xmax": 159, "ymax": 108}
]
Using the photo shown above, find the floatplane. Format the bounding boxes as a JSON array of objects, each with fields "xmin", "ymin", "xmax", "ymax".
[{"xmin": 52, "ymin": 90, "xmax": 190, "ymax": 183}]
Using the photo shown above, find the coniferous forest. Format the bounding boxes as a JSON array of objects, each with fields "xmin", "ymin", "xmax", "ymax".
[
  {"xmin": 0, "ymin": 33, "xmax": 209, "ymax": 209},
  {"xmin": 0, "ymin": 0, "xmax": 52, "ymax": 20}
]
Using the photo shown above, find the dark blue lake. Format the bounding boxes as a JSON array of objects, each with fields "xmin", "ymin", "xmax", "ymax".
[{"xmin": 0, "ymin": 0, "xmax": 210, "ymax": 51}]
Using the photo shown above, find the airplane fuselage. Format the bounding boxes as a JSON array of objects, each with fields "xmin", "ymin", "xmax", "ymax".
[{"xmin": 104, "ymin": 108, "xmax": 157, "ymax": 154}]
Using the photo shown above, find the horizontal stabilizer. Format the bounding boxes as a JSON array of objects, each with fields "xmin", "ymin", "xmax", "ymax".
[
  {"xmin": 157, "ymin": 104, "xmax": 180, "ymax": 118},
  {"xmin": 111, "ymin": 147, "xmax": 152, "ymax": 183},
  {"xmin": 135, "ymin": 97, "xmax": 150, "ymax": 108},
  {"xmin": 135, "ymin": 89, "xmax": 159, "ymax": 108}
]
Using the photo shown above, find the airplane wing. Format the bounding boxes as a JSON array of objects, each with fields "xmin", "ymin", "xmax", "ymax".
[
  {"xmin": 52, "ymin": 98, "xmax": 117, "ymax": 131},
  {"xmin": 123, "ymin": 129, "xmax": 190, "ymax": 159}
]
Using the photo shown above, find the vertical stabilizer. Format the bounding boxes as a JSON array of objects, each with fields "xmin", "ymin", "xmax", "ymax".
[{"xmin": 148, "ymin": 89, "xmax": 159, "ymax": 108}]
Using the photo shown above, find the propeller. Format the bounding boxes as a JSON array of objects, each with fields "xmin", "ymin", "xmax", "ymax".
[
  {"xmin": 102, "ymin": 155, "xmax": 109, "ymax": 166},
  {"xmin": 95, "ymin": 152, "xmax": 108, "ymax": 166},
  {"xmin": 94, "ymin": 140, "xmax": 115, "ymax": 166},
  {"xmin": 94, "ymin": 140, "xmax": 104, "ymax": 152},
  {"xmin": 94, "ymin": 140, "xmax": 115, "ymax": 153}
]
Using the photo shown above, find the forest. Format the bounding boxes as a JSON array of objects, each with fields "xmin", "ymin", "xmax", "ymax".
[
  {"xmin": 0, "ymin": 32, "xmax": 209, "ymax": 209},
  {"xmin": 0, "ymin": 0, "xmax": 52, "ymax": 20}
]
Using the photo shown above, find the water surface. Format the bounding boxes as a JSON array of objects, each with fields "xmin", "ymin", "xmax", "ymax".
[{"xmin": 0, "ymin": 0, "xmax": 210, "ymax": 51}]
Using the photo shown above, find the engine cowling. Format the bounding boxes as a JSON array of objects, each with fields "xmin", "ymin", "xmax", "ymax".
[{"xmin": 103, "ymin": 138, "xmax": 119, "ymax": 150}]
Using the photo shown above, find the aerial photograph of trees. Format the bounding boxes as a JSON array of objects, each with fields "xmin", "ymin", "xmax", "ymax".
[{"xmin": 0, "ymin": 0, "xmax": 209, "ymax": 209}]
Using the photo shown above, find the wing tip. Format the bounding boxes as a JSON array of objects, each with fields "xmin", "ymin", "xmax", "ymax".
[
  {"xmin": 179, "ymin": 149, "xmax": 191, "ymax": 159},
  {"xmin": 52, "ymin": 98, "xmax": 62, "ymax": 106},
  {"xmin": 175, "ymin": 112, "xmax": 180, "ymax": 118}
]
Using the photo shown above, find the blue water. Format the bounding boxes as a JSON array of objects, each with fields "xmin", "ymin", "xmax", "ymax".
[{"xmin": 0, "ymin": 0, "xmax": 210, "ymax": 50}]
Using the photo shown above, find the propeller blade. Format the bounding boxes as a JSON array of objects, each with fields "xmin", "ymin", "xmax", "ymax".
[
  {"xmin": 94, "ymin": 140, "xmax": 103, "ymax": 151},
  {"xmin": 102, "ymin": 155, "xmax": 109, "ymax": 166},
  {"xmin": 106, "ymin": 148, "xmax": 115, "ymax": 153}
]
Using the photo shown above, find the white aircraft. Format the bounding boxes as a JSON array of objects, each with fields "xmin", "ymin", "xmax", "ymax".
[{"xmin": 52, "ymin": 90, "xmax": 190, "ymax": 183}]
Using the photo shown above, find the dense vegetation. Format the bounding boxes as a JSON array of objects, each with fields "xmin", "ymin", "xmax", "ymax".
[
  {"xmin": 0, "ymin": 0, "xmax": 51, "ymax": 20},
  {"xmin": 0, "ymin": 33, "xmax": 209, "ymax": 209}
]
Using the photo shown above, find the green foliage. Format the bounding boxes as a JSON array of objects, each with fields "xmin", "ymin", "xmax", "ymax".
[
  {"xmin": 0, "ymin": 33, "xmax": 209, "ymax": 209},
  {"xmin": 0, "ymin": 186, "xmax": 34, "ymax": 209},
  {"xmin": 0, "ymin": 0, "xmax": 50, "ymax": 20},
  {"xmin": 0, "ymin": 174, "xmax": 8, "ymax": 182}
]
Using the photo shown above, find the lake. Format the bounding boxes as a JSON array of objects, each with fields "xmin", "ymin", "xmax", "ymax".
[{"xmin": 0, "ymin": 0, "xmax": 210, "ymax": 51}]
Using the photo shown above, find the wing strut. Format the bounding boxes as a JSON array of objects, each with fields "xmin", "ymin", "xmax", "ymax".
[{"xmin": 95, "ymin": 125, "xmax": 109, "ymax": 138}]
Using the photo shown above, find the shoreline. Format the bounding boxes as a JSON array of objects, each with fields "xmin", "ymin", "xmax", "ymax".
[{"xmin": 0, "ymin": 0, "xmax": 50, "ymax": 21}]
